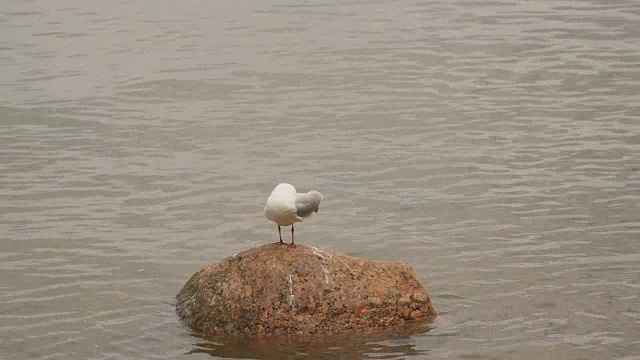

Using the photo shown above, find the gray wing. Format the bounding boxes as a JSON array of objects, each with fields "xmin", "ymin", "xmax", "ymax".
[{"xmin": 295, "ymin": 190, "xmax": 323, "ymax": 218}]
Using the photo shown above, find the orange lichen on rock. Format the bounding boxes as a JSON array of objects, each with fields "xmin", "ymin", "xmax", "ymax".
[{"xmin": 176, "ymin": 244, "xmax": 436, "ymax": 336}]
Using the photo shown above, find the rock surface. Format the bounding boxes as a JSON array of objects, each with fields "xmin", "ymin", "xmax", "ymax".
[{"xmin": 176, "ymin": 244, "xmax": 436, "ymax": 336}]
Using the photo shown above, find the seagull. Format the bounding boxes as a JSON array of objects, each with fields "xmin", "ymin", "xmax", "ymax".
[{"xmin": 264, "ymin": 183, "xmax": 323, "ymax": 248}]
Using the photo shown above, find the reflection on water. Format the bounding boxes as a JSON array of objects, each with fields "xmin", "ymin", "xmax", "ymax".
[{"xmin": 187, "ymin": 321, "xmax": 433, "ymax": 359}]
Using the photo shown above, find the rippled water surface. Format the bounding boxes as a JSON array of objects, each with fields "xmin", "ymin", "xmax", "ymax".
[{"xmin": 1, "ymin": 1, "xmax": 639, "ymax": 359}]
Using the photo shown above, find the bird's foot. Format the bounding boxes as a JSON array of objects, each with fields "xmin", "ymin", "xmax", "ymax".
[
  {"xmin": 287, "ymin": 242, "xmax": 297, "ymax": 248},
  {"xmin": 274, "ymin": 240, "xmax": 285, "ymax": 245}
]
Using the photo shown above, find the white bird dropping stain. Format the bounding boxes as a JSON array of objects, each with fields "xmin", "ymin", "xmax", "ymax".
[
  {"xmin": 288, "ymin": 273, "xmax": 294, "ymax": 307},
  {"xmin": 321, "ymin": 265, "xmax": 330, "ymax": 286}
]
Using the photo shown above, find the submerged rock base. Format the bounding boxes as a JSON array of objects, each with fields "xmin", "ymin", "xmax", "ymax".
[{"xmin": 176, "ymin": 244, "xmax": 436, "ymax": 336}]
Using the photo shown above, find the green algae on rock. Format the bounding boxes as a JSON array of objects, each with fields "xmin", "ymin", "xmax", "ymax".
[{"xmin": 176, "ymin": 244, "xmax": 436, "ymax": 336}]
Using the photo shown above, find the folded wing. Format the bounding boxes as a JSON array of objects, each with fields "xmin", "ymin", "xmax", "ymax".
[{"xmin": 295, "ymin": 191, "xmax": 323, "ymax": 218}]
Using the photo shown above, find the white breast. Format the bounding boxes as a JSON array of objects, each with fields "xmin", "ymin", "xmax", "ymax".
[{"xmin": 264, "ymin": 184, "xmax": 301, "ymax": 226}]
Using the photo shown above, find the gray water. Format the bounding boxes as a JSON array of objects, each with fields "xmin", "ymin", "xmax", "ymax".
[{"xmin": 1, "ymin": 1, "xmax": 639, "ymax": 359}]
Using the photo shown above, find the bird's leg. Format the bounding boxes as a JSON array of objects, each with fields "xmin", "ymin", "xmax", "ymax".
[
  {"xmin": 274, "ymin": 225, "xmax": 285, "ymax": 245},
  {"xmin": 288, "ymin": 225, "xmax": 297, "ymax": 248}
]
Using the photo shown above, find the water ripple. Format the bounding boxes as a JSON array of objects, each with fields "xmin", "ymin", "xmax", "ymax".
[{"xmin": 1, "ymin": 0, "xmax": 639, "ymax": 359}]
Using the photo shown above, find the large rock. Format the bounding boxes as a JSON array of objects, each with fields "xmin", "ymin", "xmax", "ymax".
[{"xmin": 176, "ymin": 244, "xmax": 436, "ymax": 336}]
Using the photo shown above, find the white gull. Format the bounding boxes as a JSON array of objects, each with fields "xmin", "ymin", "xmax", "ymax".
[{"xmin": 264, "ymin": 183, "xmax": 323, "ymax": 248}]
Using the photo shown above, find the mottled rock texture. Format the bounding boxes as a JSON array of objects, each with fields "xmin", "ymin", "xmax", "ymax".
[{"xmin": 176, "ymin": 244, "xmax": 436, "ymax": 336}]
